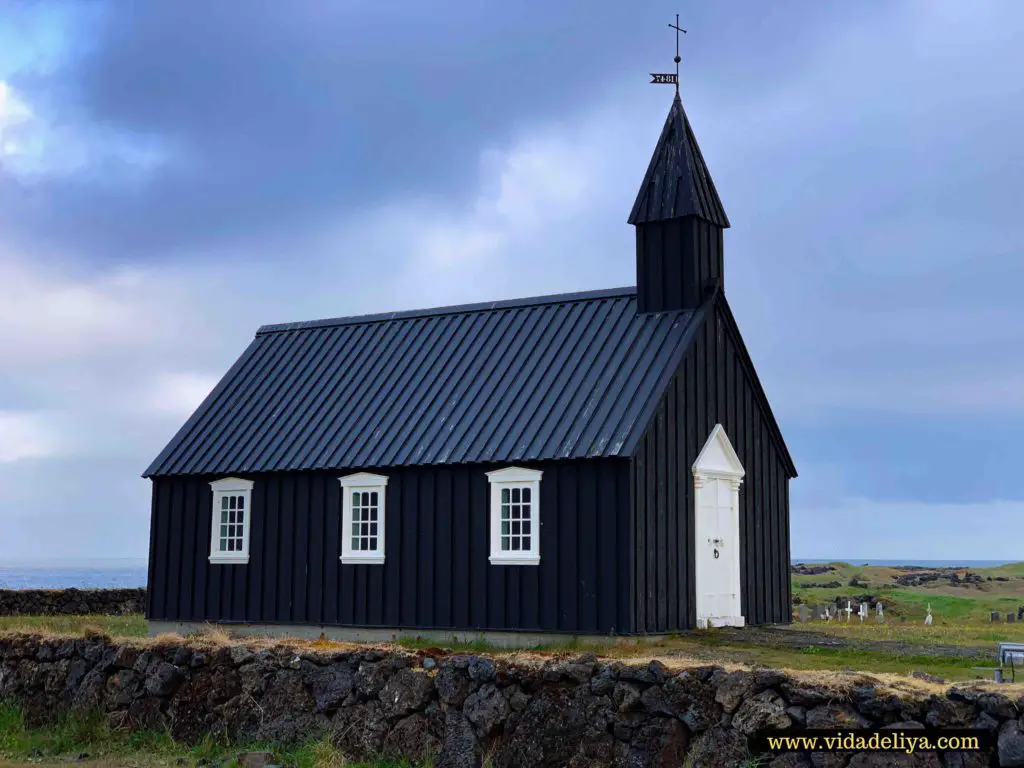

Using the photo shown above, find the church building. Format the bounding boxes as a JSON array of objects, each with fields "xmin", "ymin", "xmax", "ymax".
[{"xmin": 143, "ymin": 89, "xmax": 797, "ymax": 643}]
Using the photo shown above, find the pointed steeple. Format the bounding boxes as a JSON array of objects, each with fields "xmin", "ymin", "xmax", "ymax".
[
  {"xmin": 631, "ymin": 93, "xmax": 730, "ymax": 314},
  {"xmin": 629, "ymin": 93, "xmax": 729, "ymax": 227}
]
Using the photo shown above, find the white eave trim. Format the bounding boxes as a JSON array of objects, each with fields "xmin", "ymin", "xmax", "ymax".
[
  {"xmin": 338, "ymin": 472, "xmax": 390, "ymax": 488},
  {"xmin": 209, "ymin": 476, "xmax": 255, "ymax": 492},
  {"xmin": 485, "ymin": 466, "xmax": 543, "ymax": 483}
]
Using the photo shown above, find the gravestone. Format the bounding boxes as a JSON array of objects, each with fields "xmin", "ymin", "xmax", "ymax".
[
  {"xmin": 1008, "ymin": 614, "xmax": 1016, "ymax": 624},
  {"xmin": 844, "ymin": 600, "xmax": 853, "ymax": 622},
  {"xmin": 876, "ymin": 603, "xmax": 884, "ymax": 622},
  {"xmin": 992, "ymin": 612, "xmax": 1001, "ymax": 622},
  {"xmin": 924, "ymin": 603, "xmax": 933, "ymax": 626},
  {"xmin": 797, "ymin": 605, "xmax": 809, "ymax": 622},
  {"xmin": 1018, "ymin": 605, "xmax": 1024, "ymax": 621},
  {"xmin": 812, "ymin": 604, "xmax": 826, "ymax": 621},
  {"xmin": 859, "ymin": 602, "xmax": 868, "ymax": 622}
]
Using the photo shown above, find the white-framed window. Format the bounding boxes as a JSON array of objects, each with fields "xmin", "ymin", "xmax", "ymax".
[
  {"xmin": 208, "ymin": 477, "xmax": 254, "ymax": 564},
  {"xmin": 486, "ymin": 466, "xmax": 542, "ymax": 565},
  {"xmin": 339, "ymin": 472, "xmax": 388, "ymax": 564}
]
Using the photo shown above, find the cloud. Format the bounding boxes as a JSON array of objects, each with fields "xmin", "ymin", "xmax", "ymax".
[
  {"xmin": 139, "ymin": 372, "xmax": 218, "ymax": 419},
  {"xmin": 0, "ymin": 78, "xmax": 166, "ymax": 181},
  {"xmin": 0, "ymin": 254, "xmax": 159, "ymax": 365},
  {"xmin": 0, "ymin": 411, "xmax": 65, "ymax": 462}
]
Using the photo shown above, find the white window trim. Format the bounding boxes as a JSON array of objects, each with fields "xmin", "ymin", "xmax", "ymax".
[
  {"xmin": 339, "ymin": 472, "xmax": 388, "ymax": 565},
  {"xmin": 487, "ymin": 466, "xmax": 542, "ymax": 565},
  {"xmin": 208, "ymin": 477, "xmax": 254, "ymax": 565}
]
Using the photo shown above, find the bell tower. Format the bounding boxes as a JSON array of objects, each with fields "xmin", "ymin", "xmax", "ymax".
[{"xmin": 629, "ymin": 92, "xmax": 730, "ymax": 313}]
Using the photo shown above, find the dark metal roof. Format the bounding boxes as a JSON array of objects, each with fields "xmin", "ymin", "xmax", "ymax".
[
  {"xmin": 144, "ymin": 287, "xmax": 703, "ymax": 477},
  {"xmin": 628, "ymin": 93, "xmax": 730, "ymax": 228}
]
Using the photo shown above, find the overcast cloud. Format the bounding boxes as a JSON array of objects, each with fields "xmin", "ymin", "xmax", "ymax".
[{"xmin": 0, "ymin": 0, "xmax": 1022, "ymax": 561}]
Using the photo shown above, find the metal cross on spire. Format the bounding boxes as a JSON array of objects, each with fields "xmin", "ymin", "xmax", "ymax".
[{"xmin": 650, "ymin": 14, "xmax": 686, "ymax": 93}]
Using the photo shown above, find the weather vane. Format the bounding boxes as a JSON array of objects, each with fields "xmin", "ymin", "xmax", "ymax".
[{"xmin": 650, "ymin": 14, "xmax": 686, "ymax": 94}]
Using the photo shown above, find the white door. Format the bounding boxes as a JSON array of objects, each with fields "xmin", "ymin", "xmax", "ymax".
[
  {"xmin": 693, "ymin": 425, "xmax": 745, "ymax": 628},
  {"xmin": 696, "ymin": 477, "xmax": 742, "ymax": 626}
]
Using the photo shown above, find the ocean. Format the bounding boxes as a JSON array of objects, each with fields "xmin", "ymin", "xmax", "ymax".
[{"xmin": 0, "ymin": 559, "xmax": 149, "ymax": 589}]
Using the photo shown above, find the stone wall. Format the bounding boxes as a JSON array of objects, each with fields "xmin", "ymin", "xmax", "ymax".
[
  {"xmin": 0, "ymin": 589, "xmax": 146, "ymax": 617},
  {"xmin": 2, "ymin": 634, "xmax": 1022, "ymax": 766}
]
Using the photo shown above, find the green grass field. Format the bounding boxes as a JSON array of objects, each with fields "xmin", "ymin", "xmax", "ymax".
[{"xmin": 0, "ymin": 703, "xmax": 421, "ymax": 767}]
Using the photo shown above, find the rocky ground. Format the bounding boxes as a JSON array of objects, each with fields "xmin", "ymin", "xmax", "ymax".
[{"xmin": 0, "ymin": 589, "xmax": 146, "ymax": 617}]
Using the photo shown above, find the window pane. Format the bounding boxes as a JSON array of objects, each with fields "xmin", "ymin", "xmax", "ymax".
[
  {"xmin": 220, "ymin": 509, "xmax": 228, "ymax": 524},
  {"xmin": 522, "ymin": 487, "xmax": 531, "ymax": 503},
  {"xmin": 351, "ymin": 522, "xmax": 360, "ymax": 536},
  {"xmin": 511, "ymin": 538, "xmax": 520, "ymax": 551},
  {"xmin": 361, "ymin": 491, "xmax": 369, "ymax": 506},
  {"xmin": 352, "ymin": 491, "xmax": 360, "ymax": 506},
  {"xmin": 369, "ymin": 523, "xmax": 378, "ymax": 536},
  {"xmin": 511, "ymin": 487, "xmax": 520, "ymax": 503},
  {"xmin": 369, "ymin": 537, "xmax": 378, "ymax": 551},
  {"xmin": 370, "ymin": 491, "xmax": 378, "ymax": 505},
  {"xmin": 221, "ymin": 496, "xmax": 229, "ymax": 510},
  {"xmin": 237, "ymin": 496, "xmax": 245, "ymax": 509},
  {"xmin": 220, "ymin": 538, "xmax": 227, "ymax": 551},
  {"xmin": 511, "ymin": 521, "xmax": 520, "ymax": 536},
  {"xmin": 501, "ymin": 488, "xmax": 509, "ymax": 503},
  {"xmin": 501, "ymin": 536, "xmax": 510, "ymax": 551},
  {"xmin": 237, "ymin": 510, "xmax": 244, "ymax": 524},
  {"xmin": 501, "ymin": 504, "xmax": 510, "ymax": 521},
  {"xmin": 522, "ymin": 521, "xmax": 531, "ymax": 535},
  {"xmin": 522, "ymin": 536, "xmax": 531, "ymax": 550},
  {"xmin": 351, "ymin": 536, "xmax": 359, "ymax": 551},
  {"xmin": 229, "ymin": 496, "xmax": 236, "ymax": 509},
  {"xmin": 501, "ymin": 521, "xmax": 509, "ymax": 535}
]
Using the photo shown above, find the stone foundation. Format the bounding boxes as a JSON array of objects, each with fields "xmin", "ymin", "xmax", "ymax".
[
  {"xmin": 0, "ymin": 633, "xmax": 1020, "ymax": 767},
  {"xmin": 148, "ymin": 620, "xmax": 669, "ymax": 650},
  {"xmin": 0, "ymin": 588, "xmax": 146, "ymax": 616}
]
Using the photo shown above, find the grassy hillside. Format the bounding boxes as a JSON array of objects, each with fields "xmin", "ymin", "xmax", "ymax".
[{"xmin": 791, "ymin": 561, "xmax": 1024, "ymax": 622}]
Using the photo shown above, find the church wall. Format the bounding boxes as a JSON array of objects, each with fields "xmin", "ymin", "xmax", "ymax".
[
  {"xmin": 146, "ymin": 458, "xmax": 636, "ymax": 635},
  {"xmin": 630, "ymin": 298, "xmax": 793, "ymax": 632}
]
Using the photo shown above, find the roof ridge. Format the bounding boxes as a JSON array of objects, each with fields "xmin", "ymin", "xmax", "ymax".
[{"xmin": 256, "ymin": 286, "xmax": 639, "ymax": 335}]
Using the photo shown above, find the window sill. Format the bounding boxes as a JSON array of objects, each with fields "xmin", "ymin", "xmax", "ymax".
[
  {"xmin": 209, "ymin": 555, "xmax": 249, "ymax": 565},
  {"xmin": 489, "ymin": 554, "xmax": 540, "ymax": 566},
  {"xmin": 340, "ymin": 555, "xmax": 386, "ymax": 565}
]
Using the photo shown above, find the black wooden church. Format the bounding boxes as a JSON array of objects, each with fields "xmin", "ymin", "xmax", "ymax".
[{"xmin": 144, "ymin": 90, "xmax": 797, "ymax": 642}]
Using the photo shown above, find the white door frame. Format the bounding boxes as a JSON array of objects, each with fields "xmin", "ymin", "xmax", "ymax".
[{"xmin": 692, "ymin": 424, "xmax": 745, "ymax": 629}]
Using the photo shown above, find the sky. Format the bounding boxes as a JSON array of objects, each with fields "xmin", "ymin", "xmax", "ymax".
[{"xmin": 0, "ymin": 0, "xmax": 1022, "ymax": 563}]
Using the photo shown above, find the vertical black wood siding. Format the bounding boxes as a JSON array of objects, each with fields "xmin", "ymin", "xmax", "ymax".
[
  {"xmin": 147, "ymin": 458, "xmax": 635, "ymax": 635},
  {"xmin": 631, "ymin": 302, "xmax": 792, "ymax": 631},
  {"xmin": 636, "ymin": 217, "xmax": 724, "ymax": 313}
]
